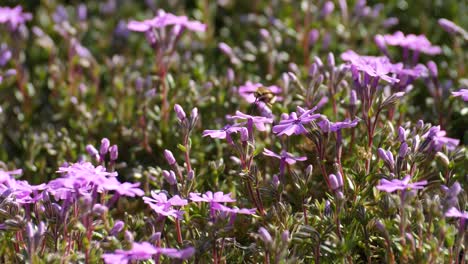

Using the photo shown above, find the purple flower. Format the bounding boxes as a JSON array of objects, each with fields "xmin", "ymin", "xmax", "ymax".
[
  {"xmin": 258, "ymin": 227, "xmax": 272, "ymax": 244},
  {"xmin": 272, "ymin": 106, "xmax": 322, "ymax": 136},
  {"xmin": 211, "ymin": 202, "xmax": 256, "ymax": 215},
  {"xmin": 238, "ymin": 81, "xmax": 282, "ymax": 103},
  {"xmin": 0, "ymin": 6, "xmax": 32, "ymax": 30},
  {"xmin": 422, "ymin": 126, "xmax": 460, "ymax": 151},
  {"xmin": 189, "ymin": 191, "xmax": 235, "ymax": 203},
  {"xmin": 202, "ymin": 124, "xmax": 244, "ymax": 139},
  {"xmin": 318, "ymin": 118, "xmax": 359, "ymax": 133},
  {"xmin": 341, "ymin": 50, "xmax": 401, "ymax": 84},
  {"xmin": 164, "ymin": 149, "xmax": 177, "ymax": 165},
  {"xmin": 143, "ymin": 191, "xmax": 187, "ymax": 219},
  {"xmin": 452, "ymin": 89, "xmax": 468, "ymax": 101},
  {"xmin": 0, "ymin": 169, "xmax": 45, "ymax": 204},
  {"xmin": 102, "ymin": 242, "xmax": 194, "ymax": 264},
  {"xmin": 381, "ymin": 31, "xmax": 441, "ymax": 55},
  {"xmin": 107, "ymin": 181, "xmax": 144, "ymax": 197},
  {"xmin": 263, "ymin": 148, "xmax": 307, "ymax": 165},
  {"xmin": 445, "ymin": 207, "xmax": 468, "ymax": 219},
  {"xmin": 376, "ymin": 175, "xmax": 427, "ymax": 193},
  {"xmin": 229, "ymin": 111, "xmax": 273, "ymax": 131},
  {"xmin": 438, "ymin": 19, "xmax": 467, "ymax": 36},
  {"xmin": 378, "ymin": 148, "xmax": 395, "ymax": 169},
  {"xmin": 127, "ymin": 10, "xmax": 206, "ymax": 32}
]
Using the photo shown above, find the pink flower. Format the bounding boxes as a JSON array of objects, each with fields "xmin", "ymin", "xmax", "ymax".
[
  {"xmin": 381, "ymin": 31, "xmax": 441, "ymax": 55},
  {"xmin": 445, "ymin": 207, "xmax": 468, "ymax": 219},
  {"xmin": 127, "ymin": 10, "xmax": 205, "ymax": 32},
  {"xmin": 102, "ymin": 242, "xmax": 194, "ymax": 264},
  {"xmin": 211, "ymin": 202, "xmax": 256, "ymax": 215},
  {"xmin": 272, "ymin": 106, "xmax": 322, "ymax": 136},
  {"xmin": 229, "ymin": 111, "xmax": 273, "ymax": 131},
  {"xmin": 452, "ymin": 89, "xmax": 468, "ymax": 101},
  {"xmin": 376, "ymin": 175, "xmax": 427, "ymax": 193},
  {"xmin": 202, "ymin": 124, "xmax": 244, "ymax": 139},
  {"xmin": 263, "ymin": 148, "xmax": 307, "ymax": 165},
  {"xmin": 341, "ymin": 50, "xmax": 402, "ymax": 84},
  {"xmin": 189, "ymin": 191, "xmax": 236, "ymax": 203},
  {"xmin": 0, "ymin": 6, "xmax": 32, "ymax": 30},
  {"xmin": 143, "ymin": 192, "xmax": 187, "ymax": 219},
  {"xmin": 422, "ymin": 126, "xmax": 459, "ymax": 151}
]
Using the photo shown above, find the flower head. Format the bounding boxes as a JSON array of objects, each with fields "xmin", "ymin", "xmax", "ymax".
[
  {"xmin": 272, "ymin": 106, "xmax": 322, "ymax": 136},
  {"xmin": 452, "ymin": 89, "xmax": 468, "ymax": 101},
  {"xmin": 341, "ymin": 50, "xmax": 401, "ymax": 84},
  {"xmin": 102, "ymin": 242, "xmax": 194, "ymax": 264},
  {"xmin": 0, "ymin": 6, "xmax": 32, "ymax": 31},
  {"xmin": 189, "ymin": 191, "xmax": 235, "ymax": 203},
  {"xmin": 230, "ymin": 111, "xmax": 273, "ymax": 131},
  {"xmin": 380, "ymin": 31, "xmax": 441, "ymax": 55},
  {"xmin": 445, "ymin": 207, "xmax": 468, "ymax": 219},
  {"xmin": 127, "ymin": 10, "xmax": 206, "ymax": 33},
  {"xmin": 203, "ymin": 124, "xmax": 243, "ymax": 139},
  {"xmin": 262, "ymin": 148, "xmax": 307, "ymax": 165},
  {"xmin": 376, "ymin": 175, "xmax": 427, "ymax": 193}
]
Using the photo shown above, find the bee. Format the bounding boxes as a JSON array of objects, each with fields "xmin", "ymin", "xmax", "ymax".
[
  {"xmin": 253, "ymin": 87, "xmax": 277, "ymax": 106},
  {"xmin": 248, "ymin": 86, "xmax": 276, "ymax": 116}
]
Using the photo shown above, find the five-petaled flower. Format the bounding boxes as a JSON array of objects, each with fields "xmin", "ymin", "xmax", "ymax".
[
  {"xmin": 376, "ymin": 175, "xmax": 427, "ymax": 193},
  {"xmin": 272, "ymin": 106, "xmax": 322, "ymax": 136}
]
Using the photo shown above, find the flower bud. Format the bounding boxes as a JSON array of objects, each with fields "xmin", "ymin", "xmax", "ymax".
[
  {"xmin": 305, "ymin": 165, "xmax": 313, "ymax": 178},
  {"xmin": 187, "ymin": 170, "xmax": 195, "ymax": 181},
  {"xmin": 314, "ymin": 56, "xmax": 323, "ymax": 68},
  {"xmin": 86, "ymin": 144, "xmax": 99, "ymax": 158},
  {"xmin": 110, "ymin": 220, "xmax": 125, "ymax": 236},
  {"xmin": 416, "ymin": 120, "xmax": 424, "ymax": 129},
  {"xmin": 162, "ymin": 170, "xmax": 177, "ymax": 185},
  {"xmin": 190, "ymin": 107, "xmax": 198, "ymax": 121},
  {"xmin": 321, "ymin": 1, "xmax": 335, "ymax": 18},
  {"xmin": 93, "ymin": 204, "xmax": 108, "ymax": 215},
  {"xmin": 327, "ymin": 52, "xmax": 335, "ymax": 68},
  {"xmin": 281, "ymin": 230, "xmax": 290, "ymax": 242},
  {"xmin": 239, "ymin": 127, "xmax": 249, "ymax": 142},
  {"xmin": 308, "ymin": 29, "xmax": 320, "ymax": 46},
  {"xmin": 427, "ymin": 61, "xmax": 438, "ymax": 77},
  {"xmin": 438, "ymin": 18, "xmax": 463, "ymax": 35},
  {"xmin": 435, "ymin": 152, "xmax": 450, "ymax": 167},
  {"xmin": 124, "ymin": 230, "xmax": 134, "ymax": 243},
  {"xmin": 109, "ymin": 145, "xmax": 118, "ymax": 161},
  {"xmin": 350, "ymin": 90, "xmax": 357, "ymax": 106},
  {"xmin": 336, "ymin": 172, "xmax": 343, "ymax": 188},
  {"xmin": 398, "ymin": 142, "xmax": 409, "ymax": 158},
  {"xmin": 174, "ymin": 104, "xmax": 186, "ymax": 121},
  {"xmin": 258, "ymin": 227, "xmax": 272, "ymax": 244},
  {"xmin": 329, "ymin": 174, "xmax": 339, "ymax": 190},
  {"xmin": 100, "ymin": 138, "xmax": 110, "ymax": 155},
  {"xmin": 398, "ymin": 126, "xmax": 406, "ymax": 142},
  {"xmin": 374, "ymin": 34, "xmax": 386, "ymax": 52},
  {"xmin": 164, "ymin": 149, "xmax": 176, "ymax": 165}
]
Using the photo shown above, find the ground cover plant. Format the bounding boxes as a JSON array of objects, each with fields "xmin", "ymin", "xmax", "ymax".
[{"xmin": 0, "ymin": 0, "xmax": 467, "ymax": 263}]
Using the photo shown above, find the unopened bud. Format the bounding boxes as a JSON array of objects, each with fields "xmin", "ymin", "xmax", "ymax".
[
  {"xmin": 164, "ymin": 149, "xmax": 176, "ymax": 165},
  {"xmin": 239, "ymin": 127, "xmax": 249, "ymax": 142},
  {"xmin": 100, "ymin": 138, "xmax": 110, "ymax": 155},
  {"xmin": 174, "ymin": 104, "xmax": 186, "ymax": 121},
  {"xmin": 162, "ymin": 170, "xmax": 177, "ymax": 185},
  {"xmin": 86, "ymin": 144, "xmax": 99, "ymax": 158},
  {"xmin": 258, "ymin": 227, "xmax": 272, "ymax": 244},
  {"xmin": 398, "ymin": 127, "xmax": 406, "ymax": 142},
  {"xmin": 109, "ymin": 145, "xmax": 118, "ymax": 161},
  {"xmin": 329, "ymin": 174, "xmax": 339, "ymax": 190},
  {"xmin": 427, "ymin": 61, "xmax": 438, "ymax": 77},
  {"xmin": 398, "ymin": 142, "xmax": 409, "ymax": 158},
  {"xmin": 110, "ymin": 220, "xmax": 125, "ymax": 236}
]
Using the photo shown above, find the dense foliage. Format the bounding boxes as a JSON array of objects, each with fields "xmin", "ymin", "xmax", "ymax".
[{"xmin": 0, "ymin": 0, "xmax": 467, "ymax": 263}]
